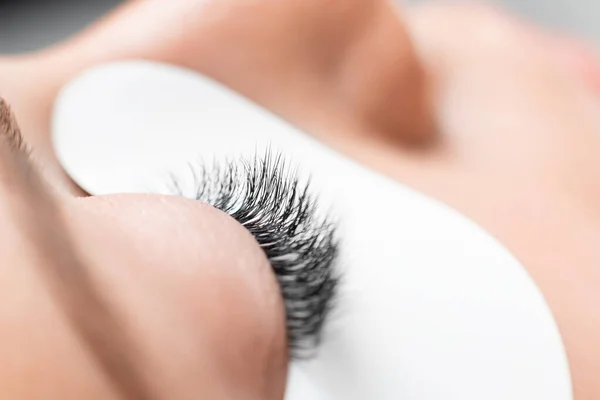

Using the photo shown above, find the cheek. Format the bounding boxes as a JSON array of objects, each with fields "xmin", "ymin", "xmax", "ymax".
[{"xmin": 63, "ymin": 196, "xmax": 288, "ymax": 399}]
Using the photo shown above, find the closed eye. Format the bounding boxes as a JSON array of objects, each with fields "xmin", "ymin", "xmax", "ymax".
[{"xmin": 158, "ymin": 149, "xmax": 341, "ymax": 359}]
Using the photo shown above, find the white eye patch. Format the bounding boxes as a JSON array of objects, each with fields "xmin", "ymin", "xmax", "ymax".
[{"xmin": 52, "ymin": 61, "xmax": 572, "ymax": 400}]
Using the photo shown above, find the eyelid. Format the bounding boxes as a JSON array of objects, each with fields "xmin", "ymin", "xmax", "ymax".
[{"xmin": 160, "ymin": 151, "xmax": 340, "ymax": 358}]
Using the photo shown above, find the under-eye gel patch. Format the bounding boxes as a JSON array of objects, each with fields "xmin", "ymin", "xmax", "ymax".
[{"xmin": 53, "ymin": 61, "xmax": 572, "ymax": 400}]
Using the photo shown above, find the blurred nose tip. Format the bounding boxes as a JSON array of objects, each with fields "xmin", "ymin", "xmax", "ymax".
[{"xmin": 555, "ymin": 38, "xmax": 600, "ymax": 96}]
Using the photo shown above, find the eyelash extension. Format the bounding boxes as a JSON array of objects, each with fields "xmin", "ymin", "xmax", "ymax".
[{"xmin": 165, "ymin": 151, "xmax": 340, "ymax": 358}]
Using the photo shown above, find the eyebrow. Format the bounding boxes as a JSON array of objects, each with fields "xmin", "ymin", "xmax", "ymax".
[
  {"xmin": 0, "ymin": 98, "xmax": 28, "ymax": 152},
  {"xmin": 0, "ymin": 99, "xmax": 157, "ymax": 400}
]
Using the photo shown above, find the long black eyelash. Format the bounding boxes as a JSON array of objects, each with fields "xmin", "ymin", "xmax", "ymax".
[{"xmin": 166, "ymin": 151, "xmax": 339, "ymax": 358}]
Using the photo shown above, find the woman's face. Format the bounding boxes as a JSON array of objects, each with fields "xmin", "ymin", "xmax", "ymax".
[{"xmin": 1, "ymin": 0, "xmax": 600, "ymax": 398}]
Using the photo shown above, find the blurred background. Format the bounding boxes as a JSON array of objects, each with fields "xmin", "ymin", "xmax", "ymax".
[{"xmin": 0, "ymin": 0, "xmax": 599, "ymax": 54}]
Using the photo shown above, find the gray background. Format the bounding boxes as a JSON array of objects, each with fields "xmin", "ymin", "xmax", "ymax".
[{"xmin": 0, "ymin": 0, "xmax": 599, "ymax": 53}]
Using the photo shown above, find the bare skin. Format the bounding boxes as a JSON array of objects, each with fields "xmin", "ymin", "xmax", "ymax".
[{"xmin": 1, "ymin": 0, "xmax": 600, "ymax": 398}]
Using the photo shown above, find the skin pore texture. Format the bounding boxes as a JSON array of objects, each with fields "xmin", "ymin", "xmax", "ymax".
[{"xmin": 1, "ymin": 0, "xmax": 600, "ymax": 399}]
